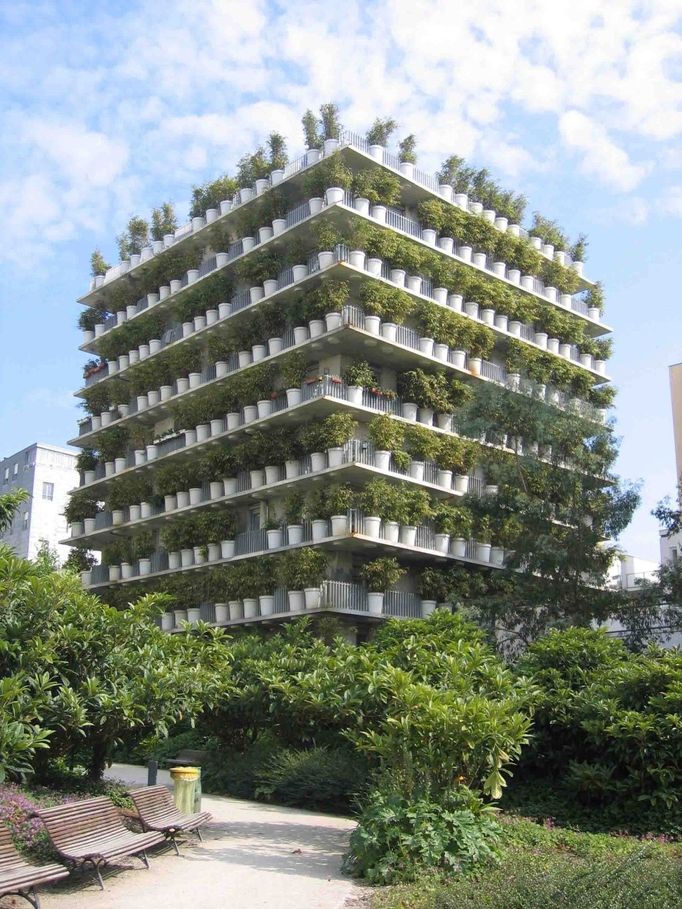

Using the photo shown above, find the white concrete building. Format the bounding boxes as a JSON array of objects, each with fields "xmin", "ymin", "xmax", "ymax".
[{"xmin": 0, "ymin": 443, "xmax": 78, "ymax": 561}]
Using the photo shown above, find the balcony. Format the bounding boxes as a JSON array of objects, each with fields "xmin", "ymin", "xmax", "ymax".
[
  {"xmin": 159, "ymin": 579, "xmax": 426, "ymax": 631},
  {"xmin": 83, "ymin": 509, "xmax": 505, "ymax": 590}
]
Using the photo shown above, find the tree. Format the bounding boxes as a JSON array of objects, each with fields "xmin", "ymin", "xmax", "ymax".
[
  {"xmin": 151, "ymin": 202, "xmax": 177, "ymax": 240},
  {"xmin": 267, "ymin": 132, "xmax": 288, "ymax": 170},
  {"xmin": 0, "ymin": 488, "xmax": 28, "ymax": 533},
  {"xmin": 189, "ymin": 175, "xmax": 239, "ymax": 218},
  {"xmin": 398, "ymin": 134, "xmax": 417, "ymax": 164},
  {"xmin": 0, "ymin": 538, "xmax": 232, "ymax": 780},
  {"xmin": 116, "ymin": 215, "xmax": 149, "ymax": 259},
  {"xmin": 319, "ymin": 103, "xmax": 342, "ymax": 140},
  {"xmin": 366, "ymin": 117, "xmax": 397, "ymax": 146},
  {"xmin": 301, "ymin": 109, "xmax": 321, "ymax": 148},
  {"xmin": 90, "ymin": 248, "xmax": 110, "ymax": 277},
  {"xmin": 454, "ymin": 384, "xmax": 639, "ymax": 648}
]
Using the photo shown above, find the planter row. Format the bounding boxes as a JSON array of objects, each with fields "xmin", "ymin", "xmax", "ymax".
[
  {"xmin": 71, "ymin": 444, "xmax": 489, "ymax": 539},
  {"xmin": 82, "ymin": 514, "xmax": 506, "ymax": 588},
  {"xmin": 79, "ymin": 265, "xmax": 603, "ymax": 444},
  {"xmin": 83, "ymin": 184, "xmax": 598, "ymax": 355}
]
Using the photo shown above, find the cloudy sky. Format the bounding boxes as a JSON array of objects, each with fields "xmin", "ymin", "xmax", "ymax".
[{"xmin": 1, "ymin": 0, "xmax": 681, "ymax": 560}]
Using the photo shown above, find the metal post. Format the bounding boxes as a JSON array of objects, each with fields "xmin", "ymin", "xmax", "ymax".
[{"xmin": 147, "ymin": 759, "xmax": 158, "ymax": 786}]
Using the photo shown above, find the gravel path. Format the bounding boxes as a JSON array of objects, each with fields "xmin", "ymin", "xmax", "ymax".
[{"xmin": 36, "ymin": 763, "xmax": 363, "ymax": 909}]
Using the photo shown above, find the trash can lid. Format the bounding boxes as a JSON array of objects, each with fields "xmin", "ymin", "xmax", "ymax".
[{"xmin": 169, "ymin": 766, "xmax": 201, "ymax": 779}]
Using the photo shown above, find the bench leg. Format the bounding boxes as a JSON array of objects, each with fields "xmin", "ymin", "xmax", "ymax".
[
  {"xmin": 16, "ymin": 887, "xmax": 41, "ymax": 909},
  {"xmin": 93, "ymin": 861, "xmax": 105, "ymax": 891},
  {"xmin": 139, "ymin": 850, "xmax": 149, "ymax": 869},
  {"xmin": 169, "ymin": 835, "xmax": 180, "ymax": 856},
  {"xmin": 196, "ymin": 827, "xmax": 203, "ymax": 842}
]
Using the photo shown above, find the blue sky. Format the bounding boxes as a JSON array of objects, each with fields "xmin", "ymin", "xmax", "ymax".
[{"xmin": 1, "ymin": 0, "xmax": 682, "ymax": 561}]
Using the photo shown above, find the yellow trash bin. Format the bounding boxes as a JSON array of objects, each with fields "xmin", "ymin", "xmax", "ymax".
[{"xmin": 170, "ymin": 766, "xmax": 201, "ymax": 814}]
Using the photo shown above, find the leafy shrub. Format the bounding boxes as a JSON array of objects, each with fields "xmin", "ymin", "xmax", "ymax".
[
  {"xmin": 346, "ymin": 786, "xmax": 501, "ymax": 883},
  {"xmin": 254, "ymin": 746, "xmax": 366, "ymax": 813}
]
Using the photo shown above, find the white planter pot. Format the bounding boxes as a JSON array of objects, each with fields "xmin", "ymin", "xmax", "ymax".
[
  {"xmin": 331, "ymin": 514, "xmax": 349, "ymax": 536},
  {"xmin": 243, "ymin": 598, "xmax": 258, "ymax": 619},
  {"xmin": 210, "ymin": 480, "xmax": 224, "ymax": 500},
  {"xmin": 418, "ymin": 337, "xmax": 434, "ymax": 357},
  {"xmin": 242, "ymin": 236, "xmax": 255, "ymax": 252},
  {"xmin": 418, "ymin": 407, "xmax": 434, "ymax": 426},
  {"xmin": 438, "ymin": 237, "xmax": 454, "ymax": 255},
  {"xmin": 400, "ymin": 525, "xmax": 417, "ymax": 546},
  {"xmin": 293, "ymin": 326, "xmax": 308, "ymax": 344},
  {"xmin": 366, "ymin": 258, "xmax": 382, "ymax": 276},
  {"xmin": 259, "ymin": 595, "xmax": 275, "ymax": 616},
  {"xmin": 223, "ymin": 478, "xmax": 238, "ymax": 496},
  {"xmin": 476, "ymin": 542, "xmax": 492, "ymax": 562},
  {"xmin": 196, "ymin": 424, "xmax": 210, "ymax": 442},
  {"xmin": 459, "ymin": 246, "xmax": 472, "ymax": 262},
  {"xmin": 451, "ymin": 538, "xmax": 467, "ymax": 558},
  {"xmin": 390, "ymin": 268, "xmax": 406, "ymax": 286},
  {"xmin": 468, "ymin": 358, "xmax": 482, "ymax": 376},
  {"xmin": 421, "ymin": 600, "xmax": 437, "ymax": 617},
  {"xmin": 267, "ymin": 529, "xmax": 283, "ymax": 549},
  {"xmin": 121, "ymin": 563, "xmax": 133, "ymax": 579},
  {"xmin": 83, "ymin": 517, "xmax": 96, "ymax": 533},
  {"xmin": 218, "ymin": 302, "xmax": 231, "ymax": 320},
  {"xmin": 161, "ymin": 612, "xmax": 174, "ymax": 631},
  {"xmin": 243, "ymin": 405, "xmax": 258, "ymax": 423},
  {"xmin": 374, "ymin": 449, "xmax": 391, "ymax": 471},
  {"xmin": 381, "ymin": 323, "xmax": 398, "ymax": 342},
  {"xmin": 250, "ymin": 469, "xmax": 265, "ymax": 488},
  {"xmin": 308, "ymin": 197, "xmax": 324, "ymax": 214},
  {"xmin": 325, "ymin": 312, "xmax": 343, "ymax": 331},
  {"xmin": 285, "ymin": 459, "xmax": 300, "ymax": 478},
  {"xmin": 535, "ymin": 332, "xmax": 548, "ymax": 349},
  {"xmin": 118, "ymin": 354, "xmax": 129, "ymax": 371},
  {"xmin": 180, "ymin": 549, "xmax": 194, "ymax": 568},
  {"xmin": 193, "ymin": 546, "xmax": 206, "ymax": 565},
  {"xmin": 547, "ymin": 338, "xmax": 560, "ymax": 354},
  {"xmin": 312, "ymin": 519, "xmax": 328, "ymax": 541},
  {"xmin": 368, "ymin": 592, "xmax": 384, "ymax": 615},
  {"xmin": 188, "ymin": 372, "xmax": 202, "ymax": 389},
  {"xmin": 228, "ymin": 600, "xmax": 243, "ymax": 621},
  {"xmin": 83, "ymin": 469, "xmax": 96, "ymax": 484},
  {"xmin": 168, "ymin": 552, "xmax": 181, "ymax": 570},
  {"xmin": 252, "ymin": 343, "xmax": 267, "ymax": 360},
  {"xmin": 263, "ymin": 280, "xmax": 278, "ymax": 298},
  {"xmin": 464, "ymin": 301, "xmax": 479, "ymax": 319},
  {"xmin": 70, "ymin": 521, "xmax": 84, "ymax": 538},
  {"xmin": 286, "ymin": 388, "xmax": 302, "ymax": 407},
  {"xmin": 221, "ymin": 540, "xmax": 235, "ymax": 559},
  {"xmin": 402, "ymin": 402, "xmax": 418, "ymax": 421},
  {"xmin": 368, "ymin": 144, "xmax": 384, "ymax": 160},
  {"xmin": 421, "ymin": 228, "xmax": 437, "ymax": 245},
  {"xmin": 140, "ymin": 501, "xmax": 152, "ymax": 519},
  {"xmin": 406, "ymin": 275, "xmax": 422, "ymax": 292},
  {"xmin": 304, "ymin": 588, "xmax": 321, "ymax": 609},
  {"xmin": 400, "ymin": 162, "xmax": 415, "ymax": 178},
  {"xmin": 173, "ymin": 609, "xmax": 187, "ymax": 627},
  {"xmin": 288, "ymin": 591, "xmax": 305, "ymax": 612},
  {"xmin": 451, "ymin": 349, "xmax": 466, "ymax": 369},
  {"xmin": 176, "ymin": 491, "xmax": 190, "ymax": 508},
  {"xmin": 354, "ymin": 197, "xmax": 370, "ymax": 215},
  {"xmin": 448, "ymin": 294, "xmax": 463, "ymax": 311},
  {"xmin": 113, "ymin": 456, "xmax": 126, "ymax": 473},
  {"xmin": 327, "ymin": 447, "xmax": 344, "ymax": 467},
  {"xmin": 271, "ymin": 218, "xmax": 286, "ymax": 237},
  {"xmin": 409, "ymin": 461, "xmax": 425, "ymax": 481},
  {"xmin": 434, "ymin": 533, "xmax": 450, "ymax": 553},
  {"xmin": 258, "ymin": 225, "xmax": 273, "ymax": 243},
  {"xmin": 437, "ymin": 469, "xmax": 453, "ymax": 489},
  {"xmin": 238, "ymin": 350, "xmax": 252, "ymax": 368},
  {"xmin": 139, "ymin": 558, "xmax": 152, "ymax": 576},
  {"xmin": 264, "ymin": 465, "xmax": 280, "ymax": 485},
  {"xmin": 349, "ymin": 250, "xmax": 366, "ymax": 268},
  {"xmin": 318, "ymin": 251, "xmax": 335, "ymax": 269},
  {"xmin": 129, "ymin": 504, "xmax": 141, "ymax": 522},
  {"xmin": 364, "ymin": 315, "xmax": 381, "ymax": 335},
  {"xmin": 250, "ymin": 285, "xmax": 265, "ymax": 303},
  {"xmin": 384, "ymin": 521, "xmax": 400, "ymax": 544},
  {"xmin": 104, "ymin": 460, "xmax": 114, "ymax": 476},
  {"xmin": 184, "ymin": 429, "xmax": 197, "ymax": 446},
  {"xmin": 588, "ymin": 306, "xmax": 600, "ymax": 321},
  {"xmin": 481, "ymin": 309, "xmax": 495, "ymax": 326},
  {"xmin": 310, "ymin": 451, "xmax": 326, "ymax": 471},
  {"xmin": 268, "ymin": 338, "xmax": 283, "ymax": 355},
  {"xmin": 287, "ymin": 525, "xmax": 304, "ymax": 545},
  {"xmin": 215, "ymin": 603, "xmax": 229, "ymax": 623},
  {"xmin": 309, "ymin": 319, "xmax": 325, "ymax": 338},
  {"xmin": 454, "ymin": 474, "xmax": 470, "ymax": 493},
  {"xmin": 210, "ymin": 419, "xmax": 224, "ymax": 437},
  {"xmin": 364, "ymin": 516, "xmax": 382, "ymax": 538},
  {"xmin": 437, "ymin": 413, "xmax": 452, "ymax": 431},
  {"xmin": 325, "ymin": 187, "xmax": 344, "ymax": 205},
  {"xmin": 100, "ymin": 411, "xmax": 112, "ymax": 427},
  {"xmin": 257, "ymin": 399, "xmax": 272, "ymax": 419},
  {"xmin": 164, "ymin": 495, "xmax": 177, "ymax": 512},
  {"xmin": 347, "ymin": 386, "xmax": 363, "ymax": 405}
]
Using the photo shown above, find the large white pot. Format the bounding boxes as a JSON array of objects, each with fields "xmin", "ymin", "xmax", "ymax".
[
  {"xmin": 287, "ymin": 525, "xmax": 304, "ymax": 545},
  {"xmin": 476, "ymin": 542, "xmax": 492, "ymax": 562},
  {"xmin": 347, "ymin": 386, "xmax": 363, "ymax": 405},
  {"xmin": 259, "ymin": 595, "xmax": 275, "ymax": 616},
  {"xmin": 304, "ymin": 588, "xmax": 321, "ymax": 609},
  {"xmin": 368, "ymin": 592, "xmax": 384, "ymax": 615},
  {"xmin": 451, "ymin": 538, "xmax": 467, "ymax": 558},
  {"xmin": 267, "ymin": 529, "xmax": 284, "ymax": 549},
  {"xmin": 364, "ymin": 516, "xmax": 381, "ymax": 538},
  {"xmin": 331, "ymin": 514, "xmax": 348, "ymax": 536},
  {"xmin": 310, "ymin": 451, "xmax": 326, "ymax": 471},
  {"xmin": 243, "ymin": 598, "xmax": 258, "ymax": 619},
  {"xmin": 221, "ymin": 540, "xmax": 235, "ymax": 559},
  {"xmin": 374, "ymin": 450, "xmax": 391, "ymax": 471},
  {"xmin": 288, "ymin": 591, "xmax": 305, "ymax": 612},
  {"xmin": 311, "ymin": 519, "xmax": 328, "ymax": 541},
  {"xmin": 402, "ymin": 402, "xmax": 418, "ymax": 421},
  {"xmin": 400, "ymin": 525, "xmax": 417, "ymax": 546},
  {"xmin": 327, "ymin": 447, "xmax": 344, "ymax": 467}
]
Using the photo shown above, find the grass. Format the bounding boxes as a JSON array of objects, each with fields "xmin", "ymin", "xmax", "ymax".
[{"xmin": 371, "ymin": 815, "xmax": 682, "ymax": 909}]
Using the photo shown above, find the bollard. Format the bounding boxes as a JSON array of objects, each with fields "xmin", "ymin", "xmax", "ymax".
[
  {"xmin": 170, "ymin": 766, "xmax": 200, "ymax": 814},
  {"xmin": 147, "ymin": 759, "xmax": 158, "ymax": 786}
]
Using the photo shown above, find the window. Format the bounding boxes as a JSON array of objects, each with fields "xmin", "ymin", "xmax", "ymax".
[
  {"xmin": 22, "ymin": 512, "xmax": 28, "ymax": 529},
  {"xmin": 2, "ymin": 468, "xmax": 7, "ymax": 483},
  {"xmin": 42, "ymin": 482, "xmax": 54, "ymax": 501},
  {"xmin": 13, "ymin": 463, "xmax": 18, "ymax": 476}
]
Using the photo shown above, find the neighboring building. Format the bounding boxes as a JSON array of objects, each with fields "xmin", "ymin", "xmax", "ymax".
[
  {"xmin": 607, "ymin": 552, "xmax": 659, "ymax": 592},
  {"xmin": 0, "ymin": 443, "xmax": 78, "ymax": 560},
  {"xmin": 659, "ymin": 362, "xmax": 682, "ymax": 567},
  {"xmin": 65, "ymin": 128, "xmax": 608, "ymax": 637}
]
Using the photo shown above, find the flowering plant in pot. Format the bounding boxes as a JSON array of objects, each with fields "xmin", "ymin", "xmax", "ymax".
[
  {"xmin": 360, "ymin": 557, "xmax": 405, "ymax": 614},
  {"xmin": 418, "ymin": 567, "xmax": 451, "ymax": 614}
]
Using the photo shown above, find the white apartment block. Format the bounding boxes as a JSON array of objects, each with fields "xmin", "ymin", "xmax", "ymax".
[{"xmin": 0, "ymin": 443, "xmax": 78, "ymax": 561}]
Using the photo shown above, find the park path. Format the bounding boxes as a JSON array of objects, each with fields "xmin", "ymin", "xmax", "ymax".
[{"xmin": 38, "ymin": 763, "xmax": 363, "ymax": 909}]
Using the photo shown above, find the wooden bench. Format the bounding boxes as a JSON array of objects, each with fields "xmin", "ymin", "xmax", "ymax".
[
  {"xmin": 34, "ymin": 796, "xmax": 165, "ymax": 890},
  {"xmin": 129, "ymin": 786, "xmax": 212, "ymax": 854},
  {"xmin": 0, "ymin": 823, "xmax": 69, "ymax": 909},
  {"xmin": 165, "ymin": 748, "xmax": 208, "ymax": 768}
]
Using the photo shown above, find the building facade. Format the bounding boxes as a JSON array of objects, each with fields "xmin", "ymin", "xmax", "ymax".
[
  {"xmin": 1, "ymin": 442, "xmax": 78, "ymax": 560},
  {"xmin": 65, "ymin": 129, "xmax": 610, "ymax": 636}
]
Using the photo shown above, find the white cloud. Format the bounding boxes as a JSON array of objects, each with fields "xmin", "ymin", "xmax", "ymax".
[
  {"xmin": 559, "ymin": 110, "xmax": 649, "ymax": 191},
  {"xmin": 1, "ymin": 0, "xmax": 682, "ymax": 265}
]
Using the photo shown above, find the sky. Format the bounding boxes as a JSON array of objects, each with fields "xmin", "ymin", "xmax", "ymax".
[{"xmin": 1, "ymin": 0, "xmax": 682, "ymax": 561}]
